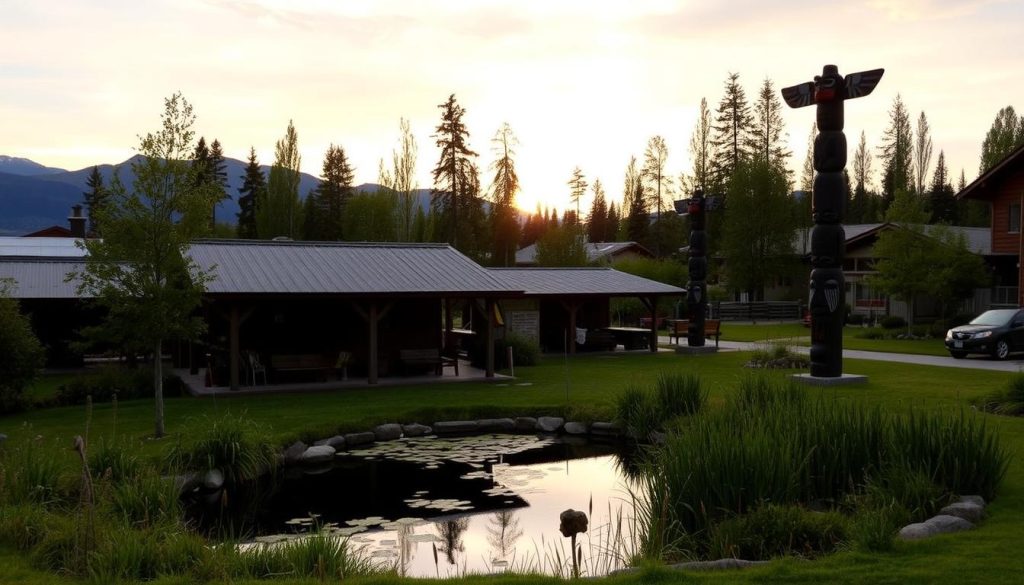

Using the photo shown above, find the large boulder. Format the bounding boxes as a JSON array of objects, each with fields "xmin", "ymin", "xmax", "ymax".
[
  {"xmin": 476, "ymin": 418, "xmax": 516, "ymax": 432},
  {"xmin": 563, "ymin": 421, "xmax": 588, "ymax": 435},
  {"xmin": 373, "ymin": 423, "xmax": 403, "ymax": 441},
  {"xmin": 203, "ymin": 469, "xmax": 224, "ymax": 490},
  {"xmin": 590, "ymin": 422, "xmax": 621, "ymax": 437},
  {"xmin": 299, "ymin": 445, "xmax": 336, "ymax": 465},
  {"xmin": 899, "ymin": 515, "xmax": 975, "ymax": 540},
  {"xmin": 537, "ymin": 416, "xmax": 564, "ymax": 433},
  {"xmin": 433, "ymin": 420, "xmax": 479, "ymax": 435},
  {"xmin": 514, "ymin": 417, "xmax": 538, "ymax": 432},
  {"xmin": 402, "ymin": 423, "xmax": 432, "ymax": 437},
  {"xmin": 344, "ymin": 432, "xmax": 376, "ymax": 447},
  {"xmin": 959, "ymin": 495, "xmax": 986, "ymax": 508},
  {"xmin": 282, "ymin": 441, "xmax": 308, "ymax": 465}
]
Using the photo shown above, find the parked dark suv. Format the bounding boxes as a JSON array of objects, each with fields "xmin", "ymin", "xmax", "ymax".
[{"xmin": 945, "ymin": 308, "xmax": 1024, "ymax": 359}]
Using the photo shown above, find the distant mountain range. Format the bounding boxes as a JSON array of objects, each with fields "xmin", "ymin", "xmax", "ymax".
[{"xmin": 0, "ymin": 155, "xmax": 435, "ymax": 235}]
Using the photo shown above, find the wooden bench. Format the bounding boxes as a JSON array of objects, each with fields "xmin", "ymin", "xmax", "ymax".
[
  {"xmin": 270, "ymin": 354, "xmax": 332, "ymax": 382},
  {"xmin": 668, "ymin": 319, "xmax": 722, "ymax": 347},
  {"xmin": 399, "ymin": 349, "xmax": 458, "ymax": 376}
]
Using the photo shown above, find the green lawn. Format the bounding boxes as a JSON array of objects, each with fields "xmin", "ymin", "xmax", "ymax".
[
  {"xmin": 719, "ymin": 322, "xmax": 951, "ymax": 357},
  {"xmin": 2, "ymin": 352, "xmax": 1023, "ymax": 584}
]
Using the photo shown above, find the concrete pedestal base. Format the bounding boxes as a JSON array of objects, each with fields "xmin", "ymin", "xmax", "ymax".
[
  {"xmin": 675, "ymin": 345, "xmax": 719, "ymax": 355},
  {"xmin": 790, "ymin": 373, "xmax": 869, "ymax": 386}
]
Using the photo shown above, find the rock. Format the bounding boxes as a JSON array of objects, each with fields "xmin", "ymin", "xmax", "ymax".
[
  {"xmin": 514, "ymin": 417, "xmax": 538, "ymax": 432},
  {"xmin": 559, "ymin": 509, "xmax": 588, "ymax": 536},
  {"xmin": 476, "ymin": 418, "xmax": 516, "ymax": 432},
  {"xmin": 313, "ymin": 435, "xmax": 348, "ymax": 449},
  {"xmin": 940, "ymin": 502, "xmax": 985, "ymax": 523},
  {"xmin": 433, "ymin": 420, "xmax": 479, "ymax": 435},
  {"xmin": 203, "ymin": 468, "xmax": 224, "ymax": 490},
  {"xmin": 299, "ymin": 445, "xmax": 336, "ymax": 464},
  {"xmin": 402, "ymin": 423, "xmax": 432, "ymax": 437},
  {"xmin": 959, "ymin": 495, "xmax": 986, "ymax": 508},
  {"xmin": 171, "ymin": 473, "xmax": 202, "ymax": 494},
  {"xmin": 373, "ymin": 423, "xmax": 403, "ymax": 441},
  {"xmin": 590, "ymin": 422, "xmax": 621, "ymax": 436},
  {"xmin": 671, "ymin": 559, "xmax": 768, "ymax": 571},
  {"xmin": 537, "ymin": 416, "xmax": 564, "ymax": 433},
  {"xmin": 563, "ymin": 421, "xmax": 588, "ymax": 435},
  {"xmin": 899, "ymin": 515, "xmax": 975, "ymax": 541},
  {"xmin": 282, "ymin": 441, "xmax": 308, "ymax": 465},
  {"xmin": 344, "ymin": 432, "xmax": 376, "ymax": 447}
]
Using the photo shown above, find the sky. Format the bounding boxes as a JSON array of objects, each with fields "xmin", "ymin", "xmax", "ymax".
[{"xmin": 2, "ymin": 0, "xmax": 1022, "ymax": 214}]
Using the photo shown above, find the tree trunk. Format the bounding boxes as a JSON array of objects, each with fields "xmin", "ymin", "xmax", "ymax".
[{"xmin": 154, "ymin": 338, "xmax": 165, "ymax": 438}]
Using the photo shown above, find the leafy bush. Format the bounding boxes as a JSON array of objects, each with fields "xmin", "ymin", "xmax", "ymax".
[
  {"xmin": 880, "ymin": 315, "xmax": 907, "ymax": 329},
  {"xmin": 55, "ymin": 366, "xmax": 186, "ymax": 405},
  {"xmin": 0, "ymin": 294, "xmax": 46, "ymax": 413},
  {"xmin": 468, "ymin": 331, "xmax": 541, "ymax": 370},
  {"xmin": 708, "ymin": 505, "xmax": 847, "ymax": 560}
]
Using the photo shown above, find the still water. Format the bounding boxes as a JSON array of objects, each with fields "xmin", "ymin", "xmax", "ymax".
[{"xmin": 246, "ymin": 434, "xmax": 640, "ymax": 577}]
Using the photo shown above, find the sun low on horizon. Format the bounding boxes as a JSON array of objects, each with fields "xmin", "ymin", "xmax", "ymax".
[{"xmin": 2, "ymin": 0, "xmax": 1022, "ymax": 215}]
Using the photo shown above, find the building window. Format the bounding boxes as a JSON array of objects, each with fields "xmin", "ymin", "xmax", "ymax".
[{"xmin": 1010, "ymin": 202, "xmax": 1021, "ymax": 233}]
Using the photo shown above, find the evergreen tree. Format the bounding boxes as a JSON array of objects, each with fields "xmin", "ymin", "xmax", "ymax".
[
  {"xmin": 799, "ymin": 123, "xmax": 816, "ymax": 192},
  {"xmin": 642, "ymin": 135, "xmax": 672, "ymax": 218},
  {"xmin": 928, "ymin": 150, "xmax": 957, "ymax": 224},
  {"xmin": 489, "ymin": 123, "xmax": 520, "ymax": 266},
  {"xmin": 979, "ymin": 106, "xmax": 1024, "ymax": 173},
  {"xmin": 83, "ymin": 166, "xmax": 108, "ymax": 236},
  {"xmin": 913, "ymin": 112, "xmax": 933, "ymax": 196},
  {"xmin": 306, "ymin": 144, "xmax": 354, "ymax": 240},
  {"xmin": 625, "ymin": 181, "xmax": 649, "ymax": 245},
  {"xmin": 587, "ymin": 179, "xmax": 609, "ymax": 242},
  {"xmin": 208, "ymin": 139, "xmax": 228, "ymax": 228},
  {"xmin": 607, "ymin": 200, "xmax": 621, "ymax": 241},
  {"xmin": 257, "ymin": 120, "xmax": 303, "ymax": 239},
  {"xmin": 850, "ymin": 131, "xmax": 874, "ymax": 224},
  {"xmin": 711, "ymin": 72, "xmax": 752, "ymax": 187},
  {"xmin": 520, "ymin": 204, "xmax": 547, "ymax": 247},
  {"xmin": 431, "ymin": 94, "xmax": 484, "ymax": 256},
  {"xmin": 687, "ymin": 97, "xmax": 716, "ymax": 193},
  {"xmin": 236, "ymin": 147, "xmax": 265, "ymax": 239},
  {"xmin": 535, "ymin": 223, "xmax": 588, "ymax": 267},
  {"xmin": 567, "ymin": 167, "xmax": 588, "ymax": 225},
  {"xmin": 879, "ymin": 95, "xmax": 913, "ymax": 204},
  {"xmin": 750, "ymin": 77, "xmax": 790, "ymax": 169}
]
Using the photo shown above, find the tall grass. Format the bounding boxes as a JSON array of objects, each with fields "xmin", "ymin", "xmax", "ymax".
[
  {"xmin": 975, "ymin": 372, "xmax": 1024, "ymax": 415},
  {"xmin": 0, "ymin": 435, "xmax": 63, "ymax": 506},
  {"xmin": 615, "ymin": 373, "xmax": 706, "ymax": 441},
  {"xmin": 635, "ymin": 373, "xmax": 1010, "ymax": 559},
  {"xmin": 166, "ymin": 412, "xmax": 278, "ymax": 487}
]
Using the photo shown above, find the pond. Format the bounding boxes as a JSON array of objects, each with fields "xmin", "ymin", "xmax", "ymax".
[{"xmin": 236, "ymin": 434, "xmax": 641, "ymax": 578}]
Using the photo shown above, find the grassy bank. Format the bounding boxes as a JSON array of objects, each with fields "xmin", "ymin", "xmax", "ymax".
[{"xmin": 2, "ymin": 351, "xmax": 1023, "ymax": 583}]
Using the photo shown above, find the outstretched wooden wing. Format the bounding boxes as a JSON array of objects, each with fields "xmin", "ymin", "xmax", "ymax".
[
  {"xmin": 845, "ymin": 68, "xmax": 884, "ymax": 99},
  {"xmin": 781, "ymin": 81, "xmax": 815, "ymax": 108}
]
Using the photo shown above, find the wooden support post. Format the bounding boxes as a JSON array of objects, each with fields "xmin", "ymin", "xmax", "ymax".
[
  {"xmin": 485, "ymin": 298, "xmax": 495, "ymax": 378},
  {"xmin": 369, "ymin": 302, "xmax": 379, "ymax": 385},
  {"xmin": 229, "ymin": 304, "xmax": 240, "ymax": 391},
  {"xmin": 560, "ymin": 300, "xmax": 580, "ymax": 354},
  {"xmin": 640, "ymin": 296, "xmax": 658, "ymax": 353}
]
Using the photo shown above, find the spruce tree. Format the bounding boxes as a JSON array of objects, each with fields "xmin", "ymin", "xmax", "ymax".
[
  {"xmin": 587, "ymin": 179, "xmax": 609, "ymax": 242},
  {"xmin": 928, "ymin": 150, "xmax": 957, "ymax": 224},
  {"xmin": 307, "ymin": 144, "xmax": 354, "ymax": 240},
  {"xmin": 750, "ymin": 77, "xmax": 790, "ymax": 169},
  {"xmin": 878, "ymin": 95, "xmax": 913, "ymax": 205},
  {"xmin": 687, "ymin": 98, "xmax": 715, "ymax": 193},
  {"xmin": 83, "ymin": 166, "xmax": 108, "ymax": 236},
  {"xmin": 567, "ymin": 167, "xmax": 587, "ymax": 225},
  {"xmin": 488, "ymin": 123, "xmax": 520, "ymax": 266},
  {"xmin": 431, "ymin": 94, "xmax": 483, "ymax": 256},
  {"xmin": 208, "ymin": 139, "xmax": 229, "ymax": 228},
  {"xmin": 236, "ymin": 147, "xmax": 265, "ymax": 239},
  {"xmin": 711, "ymin": 72, "xmax": 752, "ymax": 187}
]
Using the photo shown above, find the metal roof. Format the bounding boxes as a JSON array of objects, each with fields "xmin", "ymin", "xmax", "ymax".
[
  {"xmin": 795, "ymin": 223, "xmax": 994, "ymax": 256},
  {"xmin": 515, "ymin": 241, "xmax": 651, "ymax": 265},
  {"xmin": 0, "ymin": 258, "xmax": 87, "ymax": 299},
  {"xmin": 489, "ymin": 267, "xmax": 685, "ymax": 296},
  {"xmin": 0, "ymin": 236, "xmax": 87, "ymax": 257},
  {"xmin": 188, "ymin": 240, "xmax": 516, "ymax": 296}
]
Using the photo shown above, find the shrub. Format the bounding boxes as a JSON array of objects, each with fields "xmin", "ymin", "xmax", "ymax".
[
  {"xmin": 747, "ymin": 344, "xmax": 810, "ymax": 369},
  {"xmin": 56, "ymin": 367, "xmax": 186, "ymax": 406},
  {"xmin": 708, "ymin": 505, "xmax": 847, "ymax": 560},
  {"xmin": 469, "ymin": 331, "xmax": 541, "ymax": 370},
  {"xmin": 0, "ymin": 294, "xmax": 46, "ymax": 414},
  {"xmin": 880, "ymin": 315, "xmax": 907, "ymax": 329}
]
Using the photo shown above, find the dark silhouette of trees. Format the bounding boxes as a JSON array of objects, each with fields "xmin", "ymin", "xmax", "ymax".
[
  {"xmin": 489, "ymin": 123, "xmax": 520, "ymax": 266},
  {"xmin": 642, "ymin": 136, "xmax": 672, "ymax": 218},
  {"xmin": 750, "ymin": 77, "xmax": 790, "ymax": 169},
  {"xmin": 431, "ymin": 94, "xmax": 484, "ymax": 257},
  {"xmin": 928, "ymin": 151, "xmax": 957, "ymax": 224},
  {"xmin": 258, "ymin": 120, "xmax": 303, "ymax": 239},
  {"xmin": 305, "ymin": 144, "xmax": 354, "ymax": 240},
  {"xmin": 567, "ymin": 167, "xmax": 587, "ymax": 225},
  {"xmin": 711, "ymin": 72, "xmax": 752, "ymax": 187},
  {"xmin": 979, "ymin": 106, "xmax": 1024, "ymax": 173},
  {"xmin": 879, "ymin": 95, "xmax": 913, "ymax": 205},
  {"xmin": 83, "ymin": 166, "xmax": 108, "ymax": 236},
  {"xmin": 587, "ymin": 179, "xmax": 610, "ymax": 242},
  {"xmin": 236, "ymin": 147, "xmax": 265, "ymax": 239}
]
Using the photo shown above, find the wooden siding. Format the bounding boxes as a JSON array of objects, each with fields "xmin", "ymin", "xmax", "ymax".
[{"xmin": 988, "ymin": 170, "xmax": 1024, "ymax": 254}]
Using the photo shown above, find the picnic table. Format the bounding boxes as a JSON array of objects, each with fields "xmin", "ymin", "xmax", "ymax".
[{"xmin": 602, "ymin": 326, "xmax": 651, "ymax": 350}]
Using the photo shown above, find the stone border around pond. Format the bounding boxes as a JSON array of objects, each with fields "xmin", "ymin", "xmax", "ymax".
[
  {"xmin": 898, "ymin": 495, "xmax": 987, "ymax": 540},
  {"xmin": 278, "ymin": 415, "xmax": 623, "ymax": 468}
]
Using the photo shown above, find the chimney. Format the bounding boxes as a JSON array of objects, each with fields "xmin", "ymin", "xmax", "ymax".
[{"xmin": 69, "ymin": 205, "xmax": 87, "ymax": 238}]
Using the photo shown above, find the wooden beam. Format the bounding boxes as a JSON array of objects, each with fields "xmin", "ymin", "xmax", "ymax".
[
  {"xmin": 229, "ymin": 304, "xmax": 240, "ymax": 391},
  {"xmin": 368, "ymin": 302, "xmax": 379, "ymax": 385},
  {"xmin": 647, "ymin": 296, "xmax": 658, "ymax": 353},
  {"xmin": 485, "ymin": 298, "xmax": 495, "ymax": 377},
  {"xmin": 560, "ymin": 299, "xmax": 580, "ymax": 354}
]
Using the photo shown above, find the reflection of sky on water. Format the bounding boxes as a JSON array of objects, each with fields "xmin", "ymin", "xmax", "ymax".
[{"xmin": 251, "ymin": 435, "xmax": 637, "ymax": 577}]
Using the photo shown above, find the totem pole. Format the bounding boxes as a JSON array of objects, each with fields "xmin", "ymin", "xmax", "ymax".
[
  {"xmin": 782, "ymin": 65, "xmax": 883, "ymax": 377},
  {"xmin": 685, "ymin": 190, "xmax": 708, "ymax": 346}
]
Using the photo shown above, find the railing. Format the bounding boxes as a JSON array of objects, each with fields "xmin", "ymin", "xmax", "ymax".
[
  {"xmin": 991, "ymin": 286, "xmax": 1019, "ymax": 307},
  {"xmin": 714, "ymin": 301, "xmax": 802, "ymax": 321}
]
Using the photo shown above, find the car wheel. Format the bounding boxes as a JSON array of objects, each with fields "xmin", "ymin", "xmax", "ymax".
[
  {"xmin": 992, "ymin": 339, "xmax": 1010, "ymax": 360},
  {"xmin": 950, "ymin": 351, "xmax": 967, "ymax": 359}
]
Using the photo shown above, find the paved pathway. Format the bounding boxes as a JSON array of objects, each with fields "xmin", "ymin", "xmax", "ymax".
[{"xmin": 661, "ymin": 336, "xmax": 1024, "ymax": 373}]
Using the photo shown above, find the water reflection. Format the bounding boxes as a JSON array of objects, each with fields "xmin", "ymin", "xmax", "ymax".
[{"xmin": 239, "ymin": 434, "xmax": 639, "ymax": 577}]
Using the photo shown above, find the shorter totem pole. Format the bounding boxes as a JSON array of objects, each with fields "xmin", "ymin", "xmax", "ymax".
[
  {"xmin": 675, "ymin": 190, "xmax": 720, "ymax": 347},
  {"xmin": 782, "ymin": 65, "xmax": 883, "ymax": 377}
]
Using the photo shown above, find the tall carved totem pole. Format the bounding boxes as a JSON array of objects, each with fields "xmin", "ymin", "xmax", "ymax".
[
  {"xmin": 685, "ymin": 190, "xmax": 708, "ymax": 347},
  {"xmin": 782, "ymin": 65, "xmax": 883, "ymax": 377}
]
